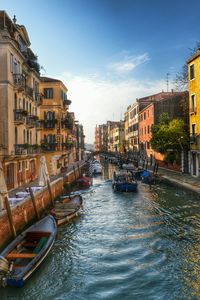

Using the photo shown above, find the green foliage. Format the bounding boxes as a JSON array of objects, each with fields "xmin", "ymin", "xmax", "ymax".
[{"xmin": 151, "ymin": 113, "xmax": 189, "ymax": 155}]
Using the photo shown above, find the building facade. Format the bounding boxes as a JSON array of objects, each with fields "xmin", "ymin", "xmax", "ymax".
[
  {"xmin": 39, "ymin": 77, "xmax": 74, "ymax": 175},
  {"xmin": 188, "ymin": 50, "xmax": 200, "ymax": 176},
  {"xmin": 0, "ymin": 11, "xmax": 41, "ymax": 189}
]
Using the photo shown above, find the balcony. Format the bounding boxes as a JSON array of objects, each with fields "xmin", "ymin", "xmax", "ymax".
[
  {"xmin": 14, "ymin": 144, "xmax": 41, "ymax": 155},
  {"xmin": 61, "ymin": 118, "xmax": 73, "ymax": 130},
  {"xmin": 26, "ymin": 115, "xmax": 37, "ymax": 128},
  {"xmin": 35, "ymin": 92, "xmax": 43, "ymax": 105},
  {"xmin": 14, "ymin": 144, "xmax": 27, "ymax": 155},
  {"xmin": 13, "ymin": 74, "xmax": 25, "ymax": 91},
  {"xmin": 14, "ymin": 110, "xmax": 26, "ymax": 124},
  {"xmin": 36, "ymin": 120, "xmax": 42, "ymax": 130},
  {"xmin": 43, "ymin": 119, "xmax": 57, "ymax": 129},
  {"xmin": 41, "ymin": 142, "xmax": 58, "ymax": 152},
  {"xmin": 62, "ymin": 141, "xmax": 75, "ymax": 150},
  {"xmin": 25, "ymin": 86, "xmax": 34, "ymax": 98},
  {"xmin": 190, "ymin": 134, "xmax": 197, "ymax": 144}
]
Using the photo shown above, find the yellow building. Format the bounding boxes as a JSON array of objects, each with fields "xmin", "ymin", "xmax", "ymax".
[
  {"xmin": 188, "ymin": 50, "xmax": 200, "ymax": 176},
  {"xmin": 108, "ymin": 121, "xmax": 124, "ymax": 153},
  {"xmin": 0, "ymin": 11, "xmax": 41, "ymax": 190},
  {"xmin": 40, "ymin": 77, "xmax": 75, "ymax": 175}
]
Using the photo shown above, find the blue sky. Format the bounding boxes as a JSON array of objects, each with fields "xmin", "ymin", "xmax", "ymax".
[{"xmin": 1, "ymin": 0, "xmax": 200, "ymax": 142}]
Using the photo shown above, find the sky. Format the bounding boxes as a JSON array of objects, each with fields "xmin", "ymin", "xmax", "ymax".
[{"xmin": 1, "ymin": 0, "xmax": 200, "ymax": 143}]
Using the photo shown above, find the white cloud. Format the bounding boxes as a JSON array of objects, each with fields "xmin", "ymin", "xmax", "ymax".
[
  {"xmin": 108, "ymin": 53, "xmax": 150, "ymax": 74},
  {"xmin": 57, "ymin": 72, "xmax": 165, "ymax": 143}
]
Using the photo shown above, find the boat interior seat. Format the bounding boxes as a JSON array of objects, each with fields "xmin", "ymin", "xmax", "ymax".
[{"xmin": 33, "ymin": 236, "xmax": 49, "ymax": 254}]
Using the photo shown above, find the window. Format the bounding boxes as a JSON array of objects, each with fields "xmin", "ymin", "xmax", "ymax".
[
  {"xmin": 148, "ymin": 125, "xmax": 150, "ymax": 134},
  {"xmin": 144, "ymin": 112, "xmax": 146, "ymax": 120},
  {"xmin": 192, "ymin": 124, "xmax": 196, "ymax": 135},
  {"xmin": 190, "ymin": 64, "xmax": 195, "ymax": 80},
  {"xmin": 191, "ymin": 94, "xmax": 196, "ymax": 113},
  {"xmin": 44, "ymin": 88, "xmax": 53, "ymax": 99}
]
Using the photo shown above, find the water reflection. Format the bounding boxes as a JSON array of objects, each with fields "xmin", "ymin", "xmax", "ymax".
[{"xmin": 2, "ymin": 162, "xmax": 200, "ymax": 299}]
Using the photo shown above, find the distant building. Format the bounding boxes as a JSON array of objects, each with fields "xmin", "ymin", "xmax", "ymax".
[
  {"xmin": 124, "ymin": 102, "xmax": 139, "ymax": 153},
  {"xmin": 138, "ymin": 91, "xmax": 189, "ymax": 163}
]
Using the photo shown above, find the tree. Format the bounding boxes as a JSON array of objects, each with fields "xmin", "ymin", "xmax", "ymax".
[
  {"xmin": 174, "ymin": 42, "xmax": 200, "ymax": 91},
  {"xmin": 151, "ymin": 113, "xmax": 189, "ymax": 164}
]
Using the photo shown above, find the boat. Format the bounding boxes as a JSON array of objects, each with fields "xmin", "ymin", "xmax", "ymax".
[
  {"xmin": 112, "ymin": 171, "xmax": 138, "ymax": 192},
  {"xmin": 76, "ymin": 174, "xmax": 92, "ymax": 188},
  {"xmin": 51, "ymin": 194, "xmax": 83, "ymax": 226},
  {"xmin": 141, "ymin": 170, "xmax": 152, "ymax": 184},
  {"xmin": 0, "ymin": 215, "xmax": 57, "ymax": 287},
  {"xmin": 90, "ymin": 160, "xmax": 102, "ymax": 174}
]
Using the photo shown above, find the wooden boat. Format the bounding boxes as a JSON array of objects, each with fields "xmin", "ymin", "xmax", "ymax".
[
  {"xmin": 0, "ymin": 215, "xmax": 57, "ymax": 287},
  {"xmin": 112, "ymin": 172, "xmax": 137, "ymax": 192},
  {"xmin": 51, "ymin": 194, "xmax": 83, "ymax": 226},
  {"xmin": 76, "ymin": 175, "xmax": 92, "ymax": 188}
]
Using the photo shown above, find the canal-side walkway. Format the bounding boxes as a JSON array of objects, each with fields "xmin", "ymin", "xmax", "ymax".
[{"xmin": 153, "ymin": 166, "xmax": 200, "ymax": 195}]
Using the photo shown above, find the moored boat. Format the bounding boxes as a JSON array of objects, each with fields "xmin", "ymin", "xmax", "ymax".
[
  {"xmin": 112, "ymin": 172, "xmax": 138, "ymax": 192},
  {"xmin": 141, "ymin": 170, "xmax": 152, "ymax": 184},
  {"xmin": 76, "ymin": 174, "xmax": 92, "ymax": 188},
  {"xmin": 51, "ymin": 194, "xmax": 83, "ymax": 226},
  {"xmin": 90, "ymin": 160, "xmax": 103, "ymax": 174},
  {"xmin": 0, "ymin": 215, "xmax": 57, "ymax": 287}
]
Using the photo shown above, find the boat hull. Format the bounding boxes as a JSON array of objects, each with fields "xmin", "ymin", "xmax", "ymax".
[
  {"xmin": 0, "ymin": 215, "xmax": 57, "ymax": 287},
  {"xmin": 113, "ymin": 182, "xmax": 137, "ymax": 192}
]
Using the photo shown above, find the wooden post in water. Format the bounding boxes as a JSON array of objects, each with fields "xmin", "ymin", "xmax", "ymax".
[
  {"xmin": 155, "ymin": 163, "xmax": 159, "ymax": 174},
  {"xmin": 29, "ymin": 187, "xmax": 39, "ymax": 219},
  {"xmin": 4, "ymin": 195, "xmax": 16, "ymax": 238},
  {"xmin": 47, "ymin": 179, "xmax": 54, "ymax": 206},
  {"xmin": 73, "ymin": 166, "xmax": 77, "ymax": 181},
  {"xmin": 78, "ymin": 163, "xmax": 81, "ymax": 178}
]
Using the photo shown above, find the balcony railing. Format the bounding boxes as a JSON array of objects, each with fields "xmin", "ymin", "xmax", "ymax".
[
  {"xmin": 15, "ymin": 144, "xmax": 41, "ymax": 155},
  {"xmin": 41, "ymin": 142, "xmax": 58, "ymax": 152},
  {"xmin": 43, "ymin": 119, "xmax": 57, "ymax": 129},
  {"xmin": 61, "ymin": 118, "xmax": 73, "ymax": 130},
  {"xmin": 36, "ymin": 120, "xmax": 42, "ymax": 130},
  {"xmin": 25, "ymin": 86, "xmax": 34, "ymax": 98},
  {"xmin": 190, "ymin": 134, "xmax": 197, "ymax": 144},
  {"xmin": 27, "ymin": 115, "xmax": 37, "ymax": 128},
  {"xmin": 14, "ymin": 110, "xmax": 26, "ymax": 124},
  {"xmin": 62, "ymin": 142, "xmax": 75, "ymax": 150},
  {"xmin": 13, "ymin": 74, "xmax": 26, "ymax": 89}
]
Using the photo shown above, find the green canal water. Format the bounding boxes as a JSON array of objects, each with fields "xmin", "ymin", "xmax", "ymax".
[{"xmin": 2, "ymin": 164, "xmax": 200, "ymax": 300}]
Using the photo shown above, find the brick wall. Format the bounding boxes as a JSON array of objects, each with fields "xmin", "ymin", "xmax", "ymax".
[{"xmin": 0, "ymin": 177, "xmax": 63, "ymax": 249}]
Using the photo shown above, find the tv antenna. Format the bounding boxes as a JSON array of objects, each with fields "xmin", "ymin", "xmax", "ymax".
[{"xmin": 166, "ymin": 73, "xmax": 170, "ymax": 92}]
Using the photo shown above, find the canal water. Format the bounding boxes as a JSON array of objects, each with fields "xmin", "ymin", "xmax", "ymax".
[{"xmin": 2, "ymin": 163, "xmax": 200, "ymax": 300}]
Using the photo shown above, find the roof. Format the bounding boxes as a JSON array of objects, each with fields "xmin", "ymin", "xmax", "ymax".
[
  {"xmin": 187, "ymin": 49, "xmax": 200, "ymax": 64},
  {"xmin": 40, "ymin": 77, "xmax": 61, "ymax": 83}
]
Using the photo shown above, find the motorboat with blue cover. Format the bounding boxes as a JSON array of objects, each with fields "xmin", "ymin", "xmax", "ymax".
[{"xmin": 112, "ymin": 171, "xmax": 137, "ymax": 192}]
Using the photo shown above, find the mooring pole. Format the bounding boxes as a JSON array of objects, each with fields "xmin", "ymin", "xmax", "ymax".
[
  {"xmin": 73, "ymin": 166, "xmax": 77, "ymax": 180},
  {"xmin": 47, "ymin": 179, "xmax": 54, "ymax": 206},
  {"xmin": 29, "ymin": 187, "xmax": 39, "ymax": 219},
  {"xmin": 4, "ymin": 195, "xmax": 16, "ymax": 237}
]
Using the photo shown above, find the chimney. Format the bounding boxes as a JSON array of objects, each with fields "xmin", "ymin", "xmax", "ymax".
[{"xmin": 171, "ymin": 89, "xmax": 174, "ymax": 93}]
